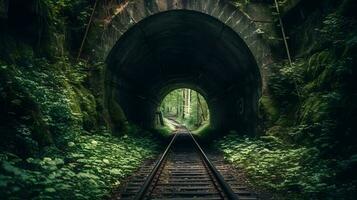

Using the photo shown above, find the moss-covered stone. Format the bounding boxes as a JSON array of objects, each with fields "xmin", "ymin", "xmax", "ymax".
[{"xmin": 259, "ymin": 95, "xmax": 280, "ymax": 124}]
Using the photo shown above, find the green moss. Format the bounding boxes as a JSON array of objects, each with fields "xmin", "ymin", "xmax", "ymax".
[
  {"xmin": 193, "ymin": 124, "xmax": 217, "ymax": 143},
  {"xmin": 192, "ymin": 123, "xmax": 211, "ymax": 136},
  {"xmin": 72, "ymin": 85, "xmax": 98, "ymax": 131},
  {"xmin": 107, "ymin": 97, "xmax": 127, "ymax": 133},
  {"xmin": 155, "ymin": 126, "xmax": 173, "ymax": 138},
  {"xmin": 259, "ymin": 95, "xmax": 280, "ymax": 123},
  {"xmin": 154, "ymin": 118, "xmax": 176, "ymax": 138}
]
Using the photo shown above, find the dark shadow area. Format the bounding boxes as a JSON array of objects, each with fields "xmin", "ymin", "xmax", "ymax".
[{"xmin": 106, "ymin": 10, "xmax": 262, "ymax": 136}]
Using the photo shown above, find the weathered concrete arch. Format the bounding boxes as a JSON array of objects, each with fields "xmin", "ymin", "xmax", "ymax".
[
  {"xmin": 96, "ymin": 0, "xmax": 276, "ymax": 135},
  {"xmin": 104, "ymin": 9, "xmax": 264, "ymax": 134},
  {"xmin": 97, "ymin": 0, "xmax": 273, "ymax": 89}
]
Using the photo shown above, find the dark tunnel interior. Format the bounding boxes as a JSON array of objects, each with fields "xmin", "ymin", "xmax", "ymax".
[{"xmin": 105, "ymin": 10, "xmax": 262, "ymax": 135}]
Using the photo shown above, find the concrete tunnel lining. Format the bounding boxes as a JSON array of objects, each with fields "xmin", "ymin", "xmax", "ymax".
[{"xmin": 105, "ymin": 10, "xmax": 262, "ymax": 134}]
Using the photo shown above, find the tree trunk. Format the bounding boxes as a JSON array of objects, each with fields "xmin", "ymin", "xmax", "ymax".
[
  {"xmin": 176, "ymin": 92, "xmax": 179, "ymax": 117},
  {"xmin": 197, "ymin": 95, "xmax": 206, "ymax": 121},
  {"xmin": 182, "ymin": 89, "xmax": 185, "ymax": 119},
  {"xmin": 196, "ymin": 91, "xmax": 201, "ymax": 126},
  {"xmin": 187, "ymin": 89, "xmax": 191, "ymax": 116}
]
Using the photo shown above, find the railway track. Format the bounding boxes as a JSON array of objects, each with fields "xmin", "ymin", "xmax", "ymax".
[{"xmin": 116, "ymin": 127, "xmax": 257, "ymax": 200}]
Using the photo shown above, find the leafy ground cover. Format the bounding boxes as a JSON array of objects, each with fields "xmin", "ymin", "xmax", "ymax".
[
  {"xmin": 0, "ymin": 47, "xmax": 159, "ymax": 200},
  {"xmin": 215, "ymin": 135, "xmax": 356, "ymax": 199},
  {"xmin": 0, "ymin": 132, "xmax": 158, "ymax": 199}
]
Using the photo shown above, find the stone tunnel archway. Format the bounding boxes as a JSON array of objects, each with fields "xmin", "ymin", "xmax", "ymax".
[
  {"xmin": 97, "ymin": 0, "xmax": 273, "ymax": 76},
  {"xmin": 104, "ymin": 9, "xmax": 266, "ymax": 134},
  {"xmin": 95, "ymin": 0, "xmax": 276, "ymax": 135}
]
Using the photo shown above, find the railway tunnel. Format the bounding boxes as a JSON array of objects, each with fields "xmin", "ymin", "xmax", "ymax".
[
  {"xmin": 105, "ymin": 10, "xmax": 262, "ymax": 134},
  {"xmin": 2, "ymin": 0, "xmax": 356, "ymax": 198}
]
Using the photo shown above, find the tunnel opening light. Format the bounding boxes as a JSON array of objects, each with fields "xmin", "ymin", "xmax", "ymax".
[
  {"xmin": 105, "ymin": 10, "xmax": 262, "ymax": 135},
  {"xmin": 156, "ymin": 88, "xmax": 210, "ymax": 133}
]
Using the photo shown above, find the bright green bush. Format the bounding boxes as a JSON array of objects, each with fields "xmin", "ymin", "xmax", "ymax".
[
  {"xmin": 0, "ymin": 133, "xmax": 158, "ymax": 199},
  {"xmin": 216, "ymin": 135, "xmax": 356, "ymax": 199},
  {"xmin": 0, "ymin": 1, "xmax": 160, "ymax": 199},
  {"xmin": 1, "ymin": 55, "xmax": 160, "ymax": 199}
]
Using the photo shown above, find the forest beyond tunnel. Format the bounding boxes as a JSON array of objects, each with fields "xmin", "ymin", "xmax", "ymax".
[{"xmin": 106, "ymin": 10, "xmax": 262, "ymax": 134}]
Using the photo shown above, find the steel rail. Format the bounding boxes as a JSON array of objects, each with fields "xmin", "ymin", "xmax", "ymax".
[
  {"xmin": 188, "ymin": 130, "xmax": 239, "ymax": 200},
  {"xmin": 133, "ymin": 133, "xmax": 178, "ymax": 200},
  {"xmin": 134, "ymin": 128, "xmax": 238, "ymax": 200}
]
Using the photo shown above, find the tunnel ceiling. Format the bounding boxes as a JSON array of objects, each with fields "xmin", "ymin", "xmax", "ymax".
[{"xmin": 106, "ymin": 10, "xmax": 262, "ymax": 133}]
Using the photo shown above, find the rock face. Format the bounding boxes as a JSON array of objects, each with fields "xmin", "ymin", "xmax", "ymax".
[{"xmin": 92, "ymin": 0, "xmax": 277, "ymax": 134}]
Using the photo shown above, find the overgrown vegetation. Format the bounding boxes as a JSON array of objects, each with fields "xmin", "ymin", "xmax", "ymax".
[
  {"xmin": 1, "ymin": 0, "xmax": 356, "ymax": 199},
  {"xmin": 217, "ymin": 135, "xmax": 355, "ymax": 199},
  {"xmin": 0, "ymin": 62, "xmax": 159, "ymax": 199},
  {"xmin": 261, "ymin": 9, "xmax": 356, "ymax": 158},
  {"xmin": 0, "ymin": 0, "xmax": 160, "ymax": 199},
  {"xmin": 217, "ymin": 1, "xmax": 357, "ymax": 198},
  {"xmin": 0, "ymin": 132, "xmax": 158, "ymax": 199},
  {"xmin": 0, "ymin": 39, "xmax": 159, "ymax": 200},
  {"xmin": 154, "ymin": 118, "xmax": 176, "ymax": 138},
  {"xmin": 0, "ymin": 13, "xmax": 105, "ymax": 154}
]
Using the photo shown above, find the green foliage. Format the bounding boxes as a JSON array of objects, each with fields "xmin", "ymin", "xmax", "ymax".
[
  {"xmin": 3, "ymin": 56, "xmax": 97, "ymax": 145},
  {"xmin": 263, "ymin": 13, "xmax": 355, "ymax": 151},
  {"xmin": 155, "ymin": 126, "xmax": 173, "ymax": 138},
  {"xmin": 192, "ymin": 122, "xmax": 211, "ymax": 136},
  {"xmin": 317, "ymin": 13, "xmax": 351, "ymax": 48},
  {"xmin": 256, "ymin": 9, "xmax": 357, "ymax": 198},
  {"xmin": 0, "ymin": 0, "xmax": 158, "ymax": 199},
  {"xmin": 192, "ymin": 123, "xmax": 218, "ymax": 143},
  {"xmin": 0, "ymin": 30, "xmax": 162, "ymax": 199},
  {"xmin": 0, "ymin": 133, "xmax": 158, "ymax": 199},
  {"xmin": 155, "ymin": 118, "xmax": 176, "ymax": 138},
  {"xmin": 160, "ymin": 88, "xmax": 209, "ymax": 130},
  {"xmin": 268, "ymin": 61, "xmax": 303, "ymax": 108},
  {"xmin": 40, "ymin": 0, "xmax": 90, "ymax": 33},
  {"xmin": 259, "ymin": 96, "xmax": 280, "ymax": 127},
  {"xmin": 216, "ymin": 135, "xmax": 356, "ymax": 199}
]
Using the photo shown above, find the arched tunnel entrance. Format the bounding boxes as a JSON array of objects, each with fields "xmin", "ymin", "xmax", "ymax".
[{"xmin": 105, "ymin": 10, "xmax": 262, "ymax": 135}]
